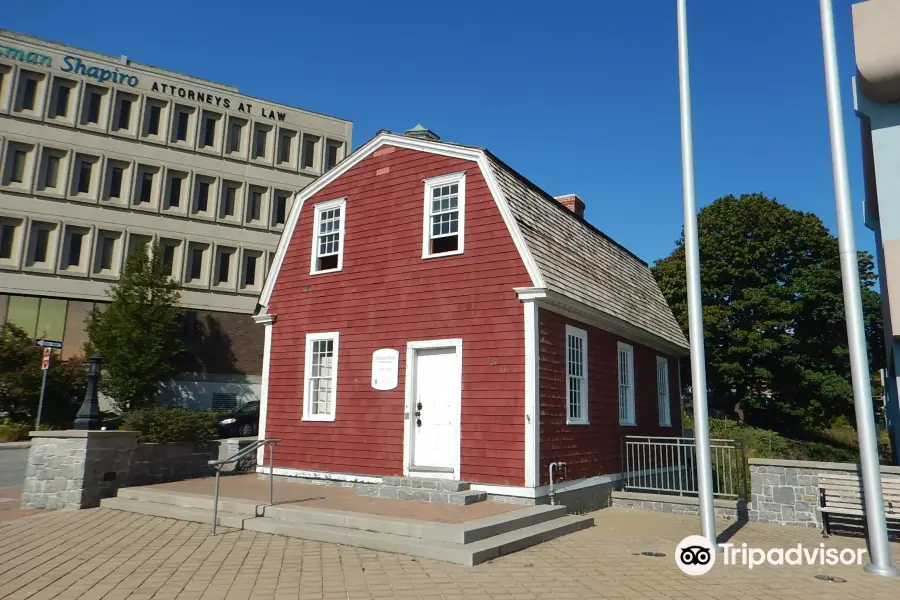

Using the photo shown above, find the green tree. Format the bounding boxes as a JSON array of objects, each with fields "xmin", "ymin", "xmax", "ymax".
[
  {"xmin": 0, "ymin": 324, "xmax": 88, "ymax": 426},
  {"xmin": 86, "ymin": 242, "xmax": 184, "ymax": 411},
  {"xmin": 652, "ymin": 194, "xmax": 883, "ymax": 432}
]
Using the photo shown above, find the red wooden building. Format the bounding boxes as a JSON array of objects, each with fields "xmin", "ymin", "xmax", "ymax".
[{"xmin": 253, "ymin": 126, "xmax": 689, "ymax": 508}]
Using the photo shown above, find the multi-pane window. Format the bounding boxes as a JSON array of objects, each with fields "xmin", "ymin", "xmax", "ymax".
[
  {"xmin": 565, "ymin": 326, "xmax": 588, "ymax": 425},
  {"xmin": 618, "ymin": 342, "xmax": 635, "ymax": 425},
  {"xmin": 303, "ymin": 333, "xmax": 339, "ymax": 421},
  {"xmin": 424, "ymin": 173, "xmax": 465, "ymax": 257},
  {"xmin": 311, "ymin": 199, "xmax": 345, "ymax": 273},
  {"xmin": 657, "ymin": 357, "xmax": 671, "ymax": 427}
]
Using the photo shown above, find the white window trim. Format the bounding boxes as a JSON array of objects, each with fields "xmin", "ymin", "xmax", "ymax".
[
  {"xmin": 565, "ymin": 325, "xmax": 589, "ymax": 425},
  {"xmin": 309, "ymin": 197, "xmax": 346, "ymax": 275},
  {"xmin": 422, "ymin": 171, "xmax": 466, "ymax": 259},
  {"xmin": 657, "ymin": 356, "xmax": 672, "ymax": 427},
  {"xmin": 302, "ymin": 331, "xmax": 340, "ymax": 422},
  {"xmin": 618, "ymin": 341, "xmax": 636, "ymax": 426}
]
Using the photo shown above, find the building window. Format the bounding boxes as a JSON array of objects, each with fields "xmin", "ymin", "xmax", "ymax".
[
  {"xmin": 423, "ymin": 172, "xmax": 465, "ymax": 258},
  {"xmin": 194, "ymin": 178, "xmax": 212, "ymax": 214},
  {"xmin": 10, "ymin": 149, "xmax": 27, "ymax": 183},
  {"xmin": 618, "ymin": 342, "xmax": 635, "ymax": 426},
  {"xmin": 32, "ymin": 227, "xmax": 50, "ymax": 264},
  {"xmin": 175, "ymin": 111, "xmax": 189, "ymax": 142},
  {"xmin": 273, "ymin": 192, "xmax": 288, "ymax": 226},
  {"xmin": 67, "ymin": 232, "xmax": 84, "ymax": 267},
  {"xmin": 311, "ymin": 198, "xmax": 345, "ymax": 274},
  {"xmin": 169, "ymin": 176, "xmax": 182, "ymax": 208},
  {"xmin": 277, "ymin": 129, "xmax": 295, "ymax": 165},
  {"xmin": 324, "ymin": 140, "xmax": 342, "ymax": 171},
  {"xmin": 44, "ymin": 155, "xmax": 60, "ymax": 189},
  {"xmin": 242, "ymin": 253, "xmax": 258, "ymax": 287},
  {"xmin": 87, "ymin": 92, "xmax": 102, "ymax": 123},
  {"xmin": 246, "ymin": 187, "xmax": 265, "ymax": 224},
  {"xmin": 22, "ymin": 77, "xmax": 37, "ymax": 111},
  {"xmin": 54, "ymin": 85, "xmax": 70, "ymax": 117},
  {"xmin": 565, "ymin": 325, "xmax": 588, "ymax": 425},
  {"xmin": 0, "ymin": 220, "xmax": 18, "ymax": 261},
  {"xmin": 301, "ymin": 134, "xmax": 318, "ymax": 169},
  {"xmin": 203, "ymin": 117, "xmax": 216, "ymax": 147},
  {"xmin": 140, "ymin": 172, "xmax": 154, "ymax": 203},
  {"xmin": 187, "ymin": 245, "xmax": 206, "ymax": 282},
  {"xmin": 99, "ymin": 234, "xmax": 115, "ymax": 270},
  {"xmin": 657, "ymin": 357, "xmax": 671, "ymax": 427},
  {"xmin": 117, "ymin": 98, "xmax": 132, "ymax": 130},
  {"xmin": 221, "ymin": 182, "xmax": 239, "ymax": 218},
  {"xmin": 254, "ymin": 126, "xmax": 268, "ymax": 159},
  {"xmin": 104, "ymin": 161, "xmax": 130, "ymax": 202},
  {"xmin": 229, "ymin": 121, "xmax": 243, "ymax": 152},
  {"xmin": 162, "ymin": 244, "xmax": 175, "ymax": 275},
  {"xmin": 77, "ymin": 161, "xmax": 92, "ymax": 194},
  {"xmin": 147, "ymin": 104, "xmax": 162, "ymax": 136},
  {"xmin": 302, "ymin": 332, "xmax": 339, "ymax": 421},
  {"xmin": 217, "ymin": 251, "xmax": 230, "ymax": 283}
]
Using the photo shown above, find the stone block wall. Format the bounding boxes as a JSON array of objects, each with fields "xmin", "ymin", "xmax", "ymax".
[
  {"xmin": 611, "ymin": 491, "xmax": 747, "ymax": 520},
  {"xmin": 22, "ymin": 431, "xmax": 217, "ymax": 509},
  {"xmin": 748, "ymin": 458, "xmax": 900, "ymax": 529}
]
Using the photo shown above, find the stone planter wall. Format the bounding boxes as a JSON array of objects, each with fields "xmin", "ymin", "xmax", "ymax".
[
  {"xmin": 22, "ymin": 431, "xmax": 217, "ymax": 509},
  {"xmin": 748, "ymin": 458, "xmax": 900, "ymax": 529}
]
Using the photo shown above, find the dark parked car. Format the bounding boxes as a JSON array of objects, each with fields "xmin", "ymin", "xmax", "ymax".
[{"xmin": 217, "ymin": 401, "xmax": 260, "ymax": 438}]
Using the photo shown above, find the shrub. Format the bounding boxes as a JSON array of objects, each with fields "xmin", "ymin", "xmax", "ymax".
[
  {"xmin": 0, "ymin": 419, "xmax": 30, "ymax": 442},
  {"xmin": 123, "ymin": 407, "xmax": 219, "ymax": 443}
]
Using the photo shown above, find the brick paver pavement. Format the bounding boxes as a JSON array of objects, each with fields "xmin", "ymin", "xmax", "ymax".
[{"xmin": 1, "ymin": 505, "xmax": 899, "ymax": 599}]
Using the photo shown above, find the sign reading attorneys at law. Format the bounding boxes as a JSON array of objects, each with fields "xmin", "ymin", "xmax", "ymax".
[{"xmin": 371, "ymin": 349, "xmax": 400, "ymax": 391}]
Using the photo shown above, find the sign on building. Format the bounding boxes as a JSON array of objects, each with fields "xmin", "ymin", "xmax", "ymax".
[{"xmin": 371, "ymin": 349, "xmax": 400, "ymax": 391}]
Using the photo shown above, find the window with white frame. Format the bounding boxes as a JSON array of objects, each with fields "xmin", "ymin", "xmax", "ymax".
[
  {"xmin": 657, "ymin": 356, "xmax": 671, "ymax": 426},
  {"xmin": 302, "ymin": 332, "xmax": 339, "ymax": 421},
  {"xmin": 566, "ymin": 325, "xmax": 588, "ymax": 424},
  {"xmin": 310, "ymin": 198, "xmax": 346, "ymax": 274},
  {"xmin": 423, "ymin": 172, "xmax": 465, "ymax": 258},
  {"xmin": 618, "ymin": 342, "xmax": 635, "ymax": 425}
]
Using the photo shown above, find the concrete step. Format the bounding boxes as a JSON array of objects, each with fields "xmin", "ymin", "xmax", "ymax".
[
  {"xmin": 244, "ymin": 513, "xmax": 594, "ymax": 566},
  {"xmin": 116, "ymin": 487, "xmax": 263, "ymax": 516},
  {"xmin": 100, "ymin": 496, "xmax": 246, "ymax": 530},
  {"xmin": 356, "ymin": 485, "xmax": 486, "ymax": 504},
  {"xmin": 380, "ymin": 476, "xmax": 471, "ymax": 492},
  {"xmin": 261, "ymin": 503, "xmax": 567, "ymax": 544}
]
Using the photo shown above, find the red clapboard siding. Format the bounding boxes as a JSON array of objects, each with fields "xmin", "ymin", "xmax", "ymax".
[
  {"xmin": 538, "ymin": 308, "xmax": 682, "ymax": 485},
  {"xmin": 266, "ymin": 145, "xmax": 532, "ymax": 485}
]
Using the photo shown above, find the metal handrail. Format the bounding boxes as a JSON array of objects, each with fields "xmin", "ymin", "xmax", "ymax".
[{"xmin": 208, "ymin": 438, "xmax": 280, "ymax": 534}]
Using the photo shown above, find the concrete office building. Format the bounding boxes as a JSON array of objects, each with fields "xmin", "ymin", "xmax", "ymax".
[
  {"xmin": 0, "ymin": 30, "xmax": 352, "ymax": 410},
  {"xmin": 853, "ymin": 0, "xmax": 900, "ymax": 462}
]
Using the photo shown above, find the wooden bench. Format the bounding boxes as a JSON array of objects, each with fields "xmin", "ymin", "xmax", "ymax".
[{"xmin": 818, "ymin": 472, "xmax": 900, "ymax": 536}]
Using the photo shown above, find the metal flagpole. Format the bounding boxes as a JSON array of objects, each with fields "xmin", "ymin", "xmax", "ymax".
[
  {"xmin": 818, "ymin": 0, "xmax": 899, "ymax": 578},
  {"xmin": 676, "ymin": 0, "xmax": 717, "ymax": 548}
]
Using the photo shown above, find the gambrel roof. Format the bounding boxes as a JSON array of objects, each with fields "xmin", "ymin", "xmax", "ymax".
[{"xmin": 259, "ymin": 132, "xmax": 689, "ymax": 355}]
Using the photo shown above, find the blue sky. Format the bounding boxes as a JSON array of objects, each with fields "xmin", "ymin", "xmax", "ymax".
[{"xmin": 4, "ymin": 0, "xmax": 873, "ymax": 265}]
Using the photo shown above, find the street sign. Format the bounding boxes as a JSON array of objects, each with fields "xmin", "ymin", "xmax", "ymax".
[
  {"xmin": 36, "ymin": 339, "xmax": 63, "ymax": 349},
  {"xmin": 41, "ymin": 347, "xmax": 51, "ymax": 371}
]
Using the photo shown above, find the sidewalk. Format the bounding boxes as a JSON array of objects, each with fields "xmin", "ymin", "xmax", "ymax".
[{"xmin": 1, "ymin": 504, "xmax": 898, "ymax": 599}]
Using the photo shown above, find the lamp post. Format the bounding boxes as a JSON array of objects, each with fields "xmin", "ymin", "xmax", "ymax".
[
  {"xmin": 818, "ymin": 0, "xmax": 898, "ymax": 578},
  {"xmin": 73, "ymin": 355, "xmax": 103, "ymax": 430},
  {"xmin": 676, "ymin": 0, "xmax": 717, "ymax": 549}
]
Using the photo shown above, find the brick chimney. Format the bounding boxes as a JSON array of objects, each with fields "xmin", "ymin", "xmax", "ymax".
[{"xmin": 554, "ymin": 194, "xmax": 585, "ymax": 218}]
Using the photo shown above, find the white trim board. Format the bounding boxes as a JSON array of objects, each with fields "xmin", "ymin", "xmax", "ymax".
[
  {"xmin": 255, "ymin": 466, "xmax": 382, "ymax": 484},
  {"xmin": 257, "ymin": 132, "xmax": 545, "ymax": 310},
  {"xmin": 523, "ymin": 300, "xmax": 540, "ymax": 488}
]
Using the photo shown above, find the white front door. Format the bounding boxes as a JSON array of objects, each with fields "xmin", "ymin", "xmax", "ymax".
[{"xmin": 411, "ymin": 347, "xmax": 460, "ymax": 472}]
